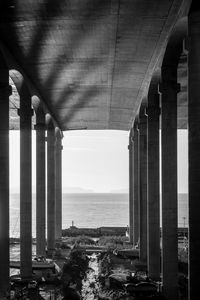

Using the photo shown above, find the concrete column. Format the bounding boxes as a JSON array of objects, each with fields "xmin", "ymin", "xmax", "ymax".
[
  {"xmin": 147, "ymin": 89, "xmax": 160, "ymax": 280},
  {"xmin": 138, "ymin": 106, "xmax": 148, "ymax": 263},
  {"xmin": 35, "ymin": 109, "xmax": 46, "ymax": 256},
  {"xmin": 128, "ymin": 129, "xmax": 134, "ymax": 244},
  {"xmin": 133, "ymin": 121, "xmax": 139, "ymax": 247},
  {"xmin": 55, "ymin": 130, "xmax": 63, "ymax": 243},
  {"xmin": 188, "ymin": 5, "xmax": 200, "ymax": 299},
  {"xmin": 160, "ymin": 72, "xmax": 179, "ymax": 300},
  {"xmin": 19, "ymin": 84, "xmax": 33, "ymax": 279},
  {"xmin": 47, "ymin": 123, "xmax": 56, "ymax": 256},
  {"xmin": 0, "ymin": 55, "xmax": 10, "ymax": 297}
]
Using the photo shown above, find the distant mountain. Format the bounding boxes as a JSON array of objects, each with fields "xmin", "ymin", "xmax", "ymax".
[
  {"xmin": 109, "ymin": 188, "xmax": 128, "ymax": 194},
  {"xmin": 63, "ymin": 186, "xmax": 94, "ymax": 193}
]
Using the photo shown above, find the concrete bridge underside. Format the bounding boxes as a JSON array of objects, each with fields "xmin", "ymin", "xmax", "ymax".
[
  {"xmin": 0, "ymin": 1, "xmax": 200, "ymax": 300},
  {"xmin": 1, "ymin": 0, "xmax": 188, "ymax": 130}
]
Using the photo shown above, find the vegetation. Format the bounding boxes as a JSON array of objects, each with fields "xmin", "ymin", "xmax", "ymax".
[
  {"xmin": 62, "ymin": 228, "xmax": 101, "ymax": 237},
  {"xmin": 98, "ymin": 235, "xmax": 130, "ymax": 249},
  {"xmin": 62, "ymin": 227, "xmax": 127, "ymax": 237},
  {"xmin": 61, "ymin": 236, "xmax": 96, "ymax": 247},
  {"xmin": 60, "ymin": 235, "xmax": 131, "ymax": 251}
]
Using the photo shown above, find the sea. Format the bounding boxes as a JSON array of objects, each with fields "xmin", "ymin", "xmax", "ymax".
[
  {"xmin": 10, "ymin": 192, "xmax": 188, "ymax": 238},
  {"xmin": 9, "ymin": 192, "xmax": 188, "ymax": 265}
]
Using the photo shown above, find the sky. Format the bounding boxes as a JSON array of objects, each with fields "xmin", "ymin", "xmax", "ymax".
[{"xmin": 9, "ymin": 129, "xmax": 188, "ymax": 194}]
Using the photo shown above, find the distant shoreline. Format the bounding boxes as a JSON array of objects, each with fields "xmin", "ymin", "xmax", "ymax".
[{"xmin": 9, "ymin": 225, "xmax": 188, "ymax": 243}]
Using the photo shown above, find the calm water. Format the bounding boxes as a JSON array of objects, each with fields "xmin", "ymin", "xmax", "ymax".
[{"xmin": 10, "ymin": 193, "xmax": 188, "ymax": 238}]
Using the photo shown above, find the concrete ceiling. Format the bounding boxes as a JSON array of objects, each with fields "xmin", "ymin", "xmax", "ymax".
[{"xmin": 0, "ymin": 0, "xmax": 189, "ymax": 131}]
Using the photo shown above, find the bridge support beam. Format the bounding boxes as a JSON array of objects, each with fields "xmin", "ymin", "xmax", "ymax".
[
  {"xmin": 19, "ymin": 84, "xmax": 33, "ymax": 279},
  {"xmin": 138, "ymin": 106, "xmax": 148, "ymax": 263},
  {"xmin": 35, "ymin": 109, "xmax": 46, "ymax": 257},
  {"xmin": 55, "ymin": 130, "xmax": 63, "ymax": 243},
  {"xmin": 147, "ymin": 87, "xmax": 160, "ymax": 281},
  {"xmin": 0, "ymin": 55, "xmax": 10, "ymax": 297},
  {"xmin": 47, "ymin": 123, "xmax": 56, "ymax": 256},
  {"xmin": 133, "ymin": 120, "xmax": 139, "ymax": 247},
  {"xmin": 188, "ymin": 4, "xmax": 200, "ymax": 299},
  {"xmin": 160, "ymin": 73, "xmax": 179, "ymax": 300},
  {"xmin": 128, "ymin": 128, "xmax": 134, "ymax": 244}
]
